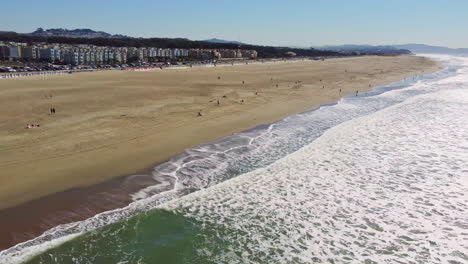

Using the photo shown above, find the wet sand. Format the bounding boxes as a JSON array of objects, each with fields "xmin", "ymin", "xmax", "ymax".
[
  {"xmin": 0, "ymin": 167, "xmax": 161, "ymax": 249},
  {"xmin": 0, "ymin": 55, "xmax": 442, "ymax": 249}
]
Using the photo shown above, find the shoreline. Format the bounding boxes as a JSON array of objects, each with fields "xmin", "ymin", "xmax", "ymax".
[
  {"xmin": 0, "ymin": 165, "xmax": 158, "ymax": 249},
  {"xmin": 0, "ymin": 55, "xmax": 442, "ymax": 249}
]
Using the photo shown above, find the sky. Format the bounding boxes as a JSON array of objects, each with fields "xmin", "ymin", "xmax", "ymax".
[{"xmin": 1, "ymin": 0, "xmax": 467, "ymax": 48}]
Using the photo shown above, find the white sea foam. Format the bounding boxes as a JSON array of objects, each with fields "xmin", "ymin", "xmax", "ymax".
[
  {"xmin": 1, "ymin": 54, "xmax": 465, "ymax": 263},
  {"xmin": 167, "ymin": 87, "xmax": 468, "ymax": 263},
  {"xmin": 0, "ymin": 234, "xmax": 81, "ymax": 264}
]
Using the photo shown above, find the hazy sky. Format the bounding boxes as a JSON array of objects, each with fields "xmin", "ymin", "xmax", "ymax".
[{"xmin": 1, "ymin": 0, "xmax": 467, "ymax": 48}]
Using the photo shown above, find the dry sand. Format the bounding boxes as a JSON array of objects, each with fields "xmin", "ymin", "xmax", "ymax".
[{"xmin": 0, "ymin": 55, "xmax": 441, "ymax": 210}]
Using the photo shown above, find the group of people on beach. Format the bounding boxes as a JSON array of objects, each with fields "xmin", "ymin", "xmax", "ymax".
[
  {"xmin": 25, "ymin": 107, "xmax": 56, "ymax": 129},
  {"xmin": 25, "ymin": 123, "xmax": 40, "ymax": 129}
]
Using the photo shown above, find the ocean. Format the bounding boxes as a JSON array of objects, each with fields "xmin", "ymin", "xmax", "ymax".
[{"xmin": 2, "ymin": 54, "xmax": 467, "ymax": 263}]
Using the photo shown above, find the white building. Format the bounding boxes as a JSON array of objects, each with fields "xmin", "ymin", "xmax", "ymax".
[{"xmin": 8, "ymin": 46, "xmax": 22, "ymax": 59}]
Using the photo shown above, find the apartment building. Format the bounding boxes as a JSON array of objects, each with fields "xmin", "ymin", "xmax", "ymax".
[
  {"xmin": 39, "ymin": 48, "xmax": 62, "ymax": 62},
  {"xmin": 0, "ymin": 42, "xmax": 255, "ymax": 64},
  {"xmin": 21, "ymin": 47, "xmax": 40, "ymax": 60},
  {"xmin": 8, "ymin": 46, "xmax": 22, "ymax": 59}
]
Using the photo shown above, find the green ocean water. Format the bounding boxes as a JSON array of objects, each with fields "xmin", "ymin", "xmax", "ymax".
[{"xmin": 25, "ymin": 209, "xmax": 222, "ymax": 264}]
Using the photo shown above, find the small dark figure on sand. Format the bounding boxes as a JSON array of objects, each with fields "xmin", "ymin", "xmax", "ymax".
[
  {"xmin": 198, "ymin": 110, "xmax": 202, "ymax": 117},
  {"xmin": 217, "ymin": 100, "xmax": 220, "ymax": 106},
  {"xmin": 356, "ymin": 90, "xmax": 359, "ymax": 96},
  {"xmin": 240, "ymin": 99, "xmax": 244, "ymax": 104},
  {"xmin": 339, "ymin": 88, "xmax": 342, "ymax": 93}
]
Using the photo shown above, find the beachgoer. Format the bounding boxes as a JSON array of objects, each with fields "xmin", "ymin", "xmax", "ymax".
[
  {"xmin": 356, "ymin": 90, "xmax": 359, "ymax": 96},
  {"xmin": 198, "ymin": 110, "xmax": 202, "ymax": 117},
  {"xmin": 217, "ymin": 100, "xmax": 220, "ymax": 105}
]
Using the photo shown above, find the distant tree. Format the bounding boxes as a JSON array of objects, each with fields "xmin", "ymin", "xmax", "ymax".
[{"xmin": 0, "ymin": 32, "xmax": 346, "ymax": 58}]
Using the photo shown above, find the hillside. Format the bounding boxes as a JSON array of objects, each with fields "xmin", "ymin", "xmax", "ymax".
[
  {"xmin": 203, "ymin": 38, "xmax": 246, "ymax": 45},
  {"xmin": 0, "ymin": 31, "xmax": 341, "ymax": 58},
  {"xmin": 315, "ymin": 45, "xmax": 411, "ymax": 55},
  {"xmin": 29, "ymin": 28, "xmax": 129, "ymax": 38}
]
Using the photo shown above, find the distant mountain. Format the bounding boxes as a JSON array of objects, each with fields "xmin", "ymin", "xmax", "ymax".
[
  {"xmin": 314, "ymin": 45, "xmax": 411, "ymax": 55},
  {"xmin": 392, "ymin": 44, "xmax": 468, "ymax": 54},
  {"xmin": 28, "ymin": 28, "xmax": 130, "ymax": 39},
  {"xmin": 287, "ymin": 46, "xmax": 310, "ymax": 49},
  {"xmin": 203, "ymin": 38, "xmax": 245, "ymax": 45}
]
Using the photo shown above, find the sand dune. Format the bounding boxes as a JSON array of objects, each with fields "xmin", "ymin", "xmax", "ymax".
[{"xmin": 0, "ymin": 56, "xmax": 441, "ymax": 210}]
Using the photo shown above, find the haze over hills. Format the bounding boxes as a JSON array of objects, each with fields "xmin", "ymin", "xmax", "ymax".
[
  {"xmin": 313, "ymin": 45, "xmax": 411, "ymax": 55},
  {"xmin": 392, "ymin": 44, "xmax": 468, "ymax": 54},
  {"xmin": 313, "ymin": 44, "xmax": 468, "ymax": 55}
]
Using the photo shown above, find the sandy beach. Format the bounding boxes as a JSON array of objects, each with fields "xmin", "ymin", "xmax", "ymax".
[
  {"xmin": 0, "ymin": 55, "xmax": 443, "ymax": 249},
  {"xmin": 0, "ymin": 55, "xmax": 441, "ymax": 212}
]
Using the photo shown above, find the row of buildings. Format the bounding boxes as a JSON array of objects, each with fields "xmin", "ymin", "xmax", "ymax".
[{"xmin": 0, "ymin": 42, "xmax": 258, "ymax": 65}]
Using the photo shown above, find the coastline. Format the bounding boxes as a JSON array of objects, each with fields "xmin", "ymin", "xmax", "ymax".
[
  {"xmin": 0, "ymin": 166, "xmax": 157, "ymax": 249},
  {"xmin": 0, "ymin": 55, "xmax": 442, "ymax": 249}
]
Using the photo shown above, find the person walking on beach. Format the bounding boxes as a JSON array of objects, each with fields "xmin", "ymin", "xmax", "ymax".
[
  {"xmin": 356, "ymin": 90, "xmax": 359, "ymax": 96},
  {"xmin": 198, "ymin": 110, "xmax": 202, "ymax": 117},
  {"xmin": 217, "ymin": 100, "xmax": 220, "ymax": 106}
]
